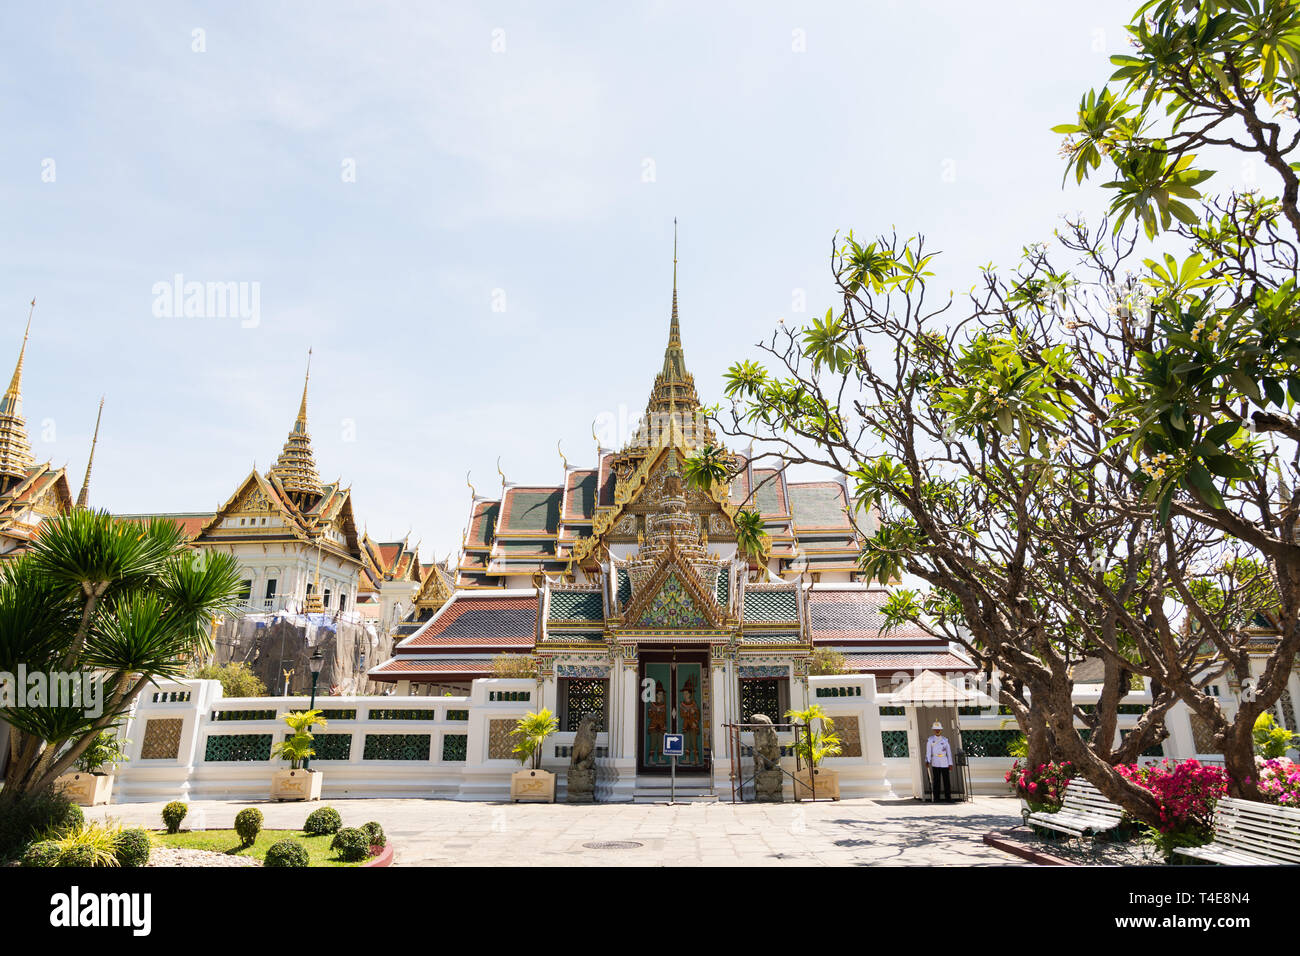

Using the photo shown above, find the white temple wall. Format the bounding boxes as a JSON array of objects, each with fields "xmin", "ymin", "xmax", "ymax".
[{"xmin": 98, "ymin": 673, "xmax": 1225, "ymax": 805}]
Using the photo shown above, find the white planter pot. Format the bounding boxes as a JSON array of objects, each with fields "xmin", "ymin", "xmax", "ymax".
[
  {"xmin": 510, "ymin": 769, "xmax": 556, "ymax": 803},
  {"xmin": 271, "ymin": 768, "xmax": 323, "ymax": 801},
  {"xmin": 55, "ymin": 772, "xmax": 114, "ymax": 807}
]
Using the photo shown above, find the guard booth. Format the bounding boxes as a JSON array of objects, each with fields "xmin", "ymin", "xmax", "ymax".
[{"xmin": 891, "ymin": 670, "xmax": 993, "ymax": 803}]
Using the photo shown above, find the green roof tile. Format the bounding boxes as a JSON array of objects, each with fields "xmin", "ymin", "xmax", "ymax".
[
  {"xmin": 548, "ymin": 589, "xmax": 605, "ymax": 623},
  {"xmin": 742, "ymin": 588, "xmax": 799, "ymax": 623}
]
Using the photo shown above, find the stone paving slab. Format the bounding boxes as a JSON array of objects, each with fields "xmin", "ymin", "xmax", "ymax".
[{"xmin": 86, "ymin": 795, "xmax": 1025, "ymax": 866}]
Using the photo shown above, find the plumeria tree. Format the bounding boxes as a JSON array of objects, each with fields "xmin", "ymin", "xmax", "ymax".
[{"xmin": 689, "ymin": 0, "xmax": 1300, "ymax": 817}]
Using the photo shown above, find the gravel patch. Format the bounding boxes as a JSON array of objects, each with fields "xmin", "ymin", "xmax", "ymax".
[{"xmin": 148, "ymin": 846, "xmax": 261, "ymax": 867}]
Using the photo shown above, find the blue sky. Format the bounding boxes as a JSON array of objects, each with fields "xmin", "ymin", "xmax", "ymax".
[{"xmin": 0, "ymin": 0, "xmax": 1139, "ymax": 561}]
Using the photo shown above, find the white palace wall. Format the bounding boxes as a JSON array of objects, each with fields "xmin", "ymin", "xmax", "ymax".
[{"xmin": 86, "ymin": 672, "xmax": 1256, "ymax": 804}]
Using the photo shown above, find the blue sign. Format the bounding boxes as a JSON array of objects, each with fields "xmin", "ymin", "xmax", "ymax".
[{"xmin": 663, "ymin": 734, "xmax": 685, "ymax": 757}]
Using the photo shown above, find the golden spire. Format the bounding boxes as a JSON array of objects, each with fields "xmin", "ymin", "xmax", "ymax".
[
  {"xmin": 267, "ymin": 349, "xmax": 323, "ymax": 502},
  {"xmin": 669, "ymin": 217, "xmax": 680, "ymax": 347},
  {"xmin": 642, "ymin": 222, "xmax": 704, "ymax": 425},
  {"xmin": 75, "ymin": 396, "xmax": 105, "ymax": 509},
  {"xmin": 0, "ymin": 300, "xmax": 38, "ymax": 487}
]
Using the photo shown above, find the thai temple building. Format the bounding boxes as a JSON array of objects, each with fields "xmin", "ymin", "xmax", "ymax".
[
  {"xmin": 0, "ymin": 302, "xmax": 74, "ymax": 553},
  {"xmin": 370, "ymin": 254, "xmax": 976, "ymax": 782},
  {"xmin": 121, "ymin": 359, "xmax": 373, "ymax": 618}
]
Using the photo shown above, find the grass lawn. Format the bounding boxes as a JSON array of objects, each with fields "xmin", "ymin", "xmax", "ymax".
[{"xmin": 154, "ymin": 829, "xmax": 370, "ymax": 867}]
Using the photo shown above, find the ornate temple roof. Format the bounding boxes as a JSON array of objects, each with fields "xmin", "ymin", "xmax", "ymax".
[{"xmin": 267, "ymin": 360, "xmax": 324, "ymax": 502}]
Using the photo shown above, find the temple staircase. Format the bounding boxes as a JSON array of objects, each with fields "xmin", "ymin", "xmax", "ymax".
[{"xmin": 632, "ymin": 774, "xmax": 719, "ymax": 804}]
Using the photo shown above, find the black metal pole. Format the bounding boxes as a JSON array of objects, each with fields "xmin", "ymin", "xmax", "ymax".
[{"xmin": 305, "ymin": 669, "xmax": 319, "ymax": 771}]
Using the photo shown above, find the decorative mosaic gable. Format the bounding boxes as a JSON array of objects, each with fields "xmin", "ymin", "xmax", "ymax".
[{"xmin": 637, "ymin": 572, "xmax": 708, "ymax": 628}]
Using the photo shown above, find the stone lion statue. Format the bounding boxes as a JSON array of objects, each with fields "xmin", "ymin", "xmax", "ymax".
[
  {"xmin": 751, "ymin": 713, "xmax": 781, "ymax": 771},
  {"xmin": 570, "ymin": 713, "xmax": 600, "ymax": 772}
]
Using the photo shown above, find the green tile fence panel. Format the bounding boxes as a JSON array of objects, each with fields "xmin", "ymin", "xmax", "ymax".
[
  {"xmin": 152, "ymin": 691, "xmax": 192, "ymax": 703},
  {"xmin": 442, "ymin": 734, "xmax": 468, "ymax": 762},
  {"xmin": 212, "ymin": 709, "xmax": 278, "ymax": 721},
  {"xmin": 879, "ymin": 706, "xmax": 905, "ymax": 716},
  {"xmin": 285, "ymin": 733, "xmax": 352, "ymax": 761},
  {"xmin": 1117, "ymin": 703, "xmax": 1150, "ymax": 715},
  {"xmin": 881, "ymin": 730, "xmax": 909, "ymax": 758},
  {"xmin": 488, "ymin": 690, "xmax": 531, "ymax": 702},
  {"xmin": 319, "ymin": 709, "xmax": 358, "ymax": 720},
  {"xmin": 204, "ymin": 734, "xmax": 272, "ymax": 762},
  {"xmin": 815, "ymin": 686, "xmax": 862, "ymax": 698},
  {"xmin": 960, "ymin": 729, "xmax": 1021, "ymax": 758},
  {"xmin": 363, "ymin": 734, "xmax": 431, "ymax": 761},
  {"xmin": 368, "ymin": 709, "xmax": 439, "ymax": 720},
  {"xmin": 446, "ymin": 710, "xmax": 469, "ymax": 721}
]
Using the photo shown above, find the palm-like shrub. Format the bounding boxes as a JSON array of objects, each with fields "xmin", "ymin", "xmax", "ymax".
[
  {"xmin": 510, "ymin": 709, "xmax": 559, "ymax": 770},
  {"xmin": 73, "ymin": 728, "xmax": 130, "ymax": 774},
  {"xmin": 785, "ymin": 704, "xmax": 843, "ymax": 768},
  {"xmin": 234, "ymin": 808, "xmax": 263, "ymax": 847},
  {"xmin": 733, "ymin": 509, "xmax": 770, "ymax": 571},
  {"xmin": 0, "ymin": 510, "xmax": 243, "ymax": 805},
  {"xmin": 271, "ymin": 709, "xmax": 327, "ymax": 770},
  {"xmin": 161, "ymin": 801, "xmax": 187, "ymax": 834},
  {"xmin": 303, "ymin": 806, "xmax": 342, "ymax": 835}
]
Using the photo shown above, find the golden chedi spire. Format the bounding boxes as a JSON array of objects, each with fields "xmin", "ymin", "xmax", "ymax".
[
  {"xmin": 629, "ymin": 222, "xmax": 713, "ymax": 452},
  {"xmin": 75, "ymin": 396, "xmax": 105, "ymax": 509},
  {"xmin": 648, "ymin": 221, "xmax": 700, "ymax": 413},
  {"xmin": 268, "ymin": 350, "xmax": 324, "ymax": 504},
  {"xmin": 0, "ymin": 300, "xmax": 38, "ymax": 490}
]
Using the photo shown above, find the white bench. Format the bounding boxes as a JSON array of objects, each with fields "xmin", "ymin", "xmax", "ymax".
[
  {"xmin": 1174, "ymin": 797, "xmax": 1300, "ymax": 866},
  {"xmin": 1026, "ymin": 778, "xmax": 1126, "ymax": 838}
]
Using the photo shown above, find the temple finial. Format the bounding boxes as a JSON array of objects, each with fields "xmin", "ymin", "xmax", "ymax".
[
  {"xmin": 297, "ymin": 348, "xmax": 312, "ymax": 425},
  {"xmin": 0, "ymin": 300, "xmax": 38, "ymax": 485},
  {"xmin": 670, "ymin": 218, "xmax": 680, "ymax": 346},
  {"xmin": 75, "ymin": 396, "xmax": 105, "ymax": 509}
]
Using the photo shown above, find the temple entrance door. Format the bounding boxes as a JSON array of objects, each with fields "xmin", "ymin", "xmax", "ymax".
[{"xmin": 637, "ymin": 650, "xmax": 709, "ymax": 774}]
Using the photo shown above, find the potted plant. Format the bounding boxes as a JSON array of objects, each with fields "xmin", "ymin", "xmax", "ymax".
[
  {"xmin": 786, "ymin": 704, "xmax": 842, "ymax": 801},
  {"xmin": 270, "ymin": 709, "xmax": 327, "ymax": 801},
  {"xmin": 509, "ymin": 708, "xmax": 558, "ymax": 803},
  {"xmin": 55, "ymin": 729, "xmax": 129, "ymax": 807}
]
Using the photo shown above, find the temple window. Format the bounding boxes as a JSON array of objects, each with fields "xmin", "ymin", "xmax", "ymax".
[
  {"xmin": 558, "ymin": 677, "xmax": 608, "ymax": 731},
  {"xmin": 739, "ymin": 677, "xmax": 788, "ymax": 724}
]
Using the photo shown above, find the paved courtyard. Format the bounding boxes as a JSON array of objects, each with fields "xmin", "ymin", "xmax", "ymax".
[{"xmin": 87, "ymin": 795, "xmax": 1025, "ymax": 866}]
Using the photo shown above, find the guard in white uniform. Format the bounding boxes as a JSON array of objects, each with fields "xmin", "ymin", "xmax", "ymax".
[{"xmin": 925, "ymin": 721, "xmax": 953, "ymax": 802}]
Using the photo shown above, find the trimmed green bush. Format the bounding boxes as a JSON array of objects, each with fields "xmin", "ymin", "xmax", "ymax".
[
  {"xmin": 161, "ymin": 801, "xmax": 187, "ymax": 834},
  {"xmin": 330, "ymin": 827, "xmax": 370, "ymax": 862},
  {"xmin": 304, "ymin": 805, "xmax": 342, "ymax": 836},
  {"xmin": 21, "ymin": 840, "xmax": 63, "ymax": 868},
  {"xmin": 264, "ymin": 839, "xmax": 310, "ymax": 868},
  {"xmin": 361, "ymin": 821, "xmax": 386, "ymax": 849},
  {"xmin": 234, "ymin": 808, "xmax": 263, "ymax": 847},
  {"xmin": 115, "ymin": 828, "xmax": 151, "ymax": 867},
  {"xmin": 0, "ymin": 789, "xmax": 81, "ymax": 861},
  {"xmin": 58, "ymin": 846, "xmax": 97, "ymax": 868},
  {"xmin": 61, "ymin": 803, "xmax": 85, "ymax": 834}
]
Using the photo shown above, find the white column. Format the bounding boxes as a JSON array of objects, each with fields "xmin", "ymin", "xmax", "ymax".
[{"xmin": 621, "ymin": 664, "xmax": 638, "ymax": 761}]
